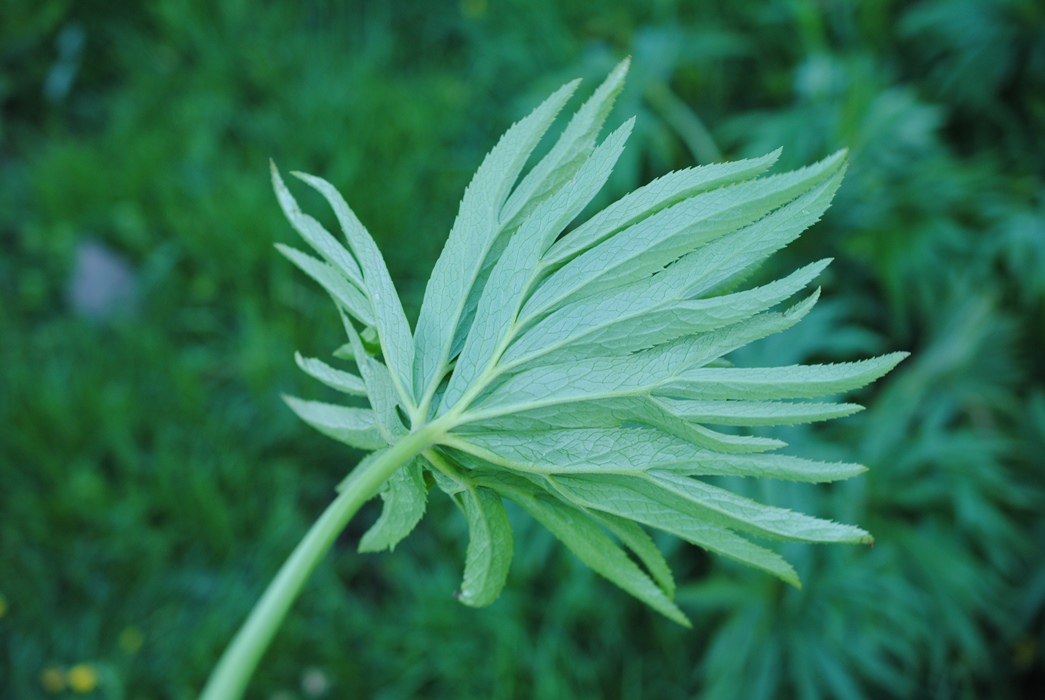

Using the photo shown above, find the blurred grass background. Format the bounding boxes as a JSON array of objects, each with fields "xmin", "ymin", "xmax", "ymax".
[{"xmin": 2, "ymin": 0, "xmax": 1044, "ymax": 698}]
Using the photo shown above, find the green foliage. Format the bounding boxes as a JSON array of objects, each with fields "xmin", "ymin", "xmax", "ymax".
[
  {"xmin": 3, "ymin": 1, "xmax": 1043, "ymax": 697},
  {"xmin": 274, "ymin": 62, "xmax": 905, "ymax": 630}
]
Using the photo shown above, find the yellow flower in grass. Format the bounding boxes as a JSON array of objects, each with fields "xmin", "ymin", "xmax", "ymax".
[{"xmin": 67, "ymin": 664, "xmax": 99, "ymax": 693}]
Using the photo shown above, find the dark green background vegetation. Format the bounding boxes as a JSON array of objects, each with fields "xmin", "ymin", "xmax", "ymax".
[{"xmin": 2, "ymin": 1, "xmax": 1043, "ymax": 697}]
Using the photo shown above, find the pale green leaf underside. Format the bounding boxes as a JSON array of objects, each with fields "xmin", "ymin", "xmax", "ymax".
[
  {"xmin": 457, "ymin": 486, "xmax": 514, "ymax": 607},
  {"xmin": 589, "ymin": 510, "xmax": 677, "ymax": 598},
  {"xmin": 276, "ymin": 61, "xmax": 907, "ymax": 625},
  {"xmin": 359, "ymin": 458, "xmax": 428, "ymax": 552},
  {"xmin": 294, "ymin": 352, "xmax": 366, "ymax": 396},
  {"xmin": 271, "ymin": 162, "xmax": 365, "ymax": 290},
  {"xmin": 460, "ymin": 397, "xmax": 789, "ymax": 456},
  {"xmin": 501, "ymin": 57, "xmax": 630, "ymax": 228},
  {"xmin": 658, "ymin": 352, "xmax": 909, "ymax": 400},
  {"xmin": 412, "ymin": 78, "xmax": 581, "ymax": 409},
  {"xmin": 449, "ymin": 428, "xmax": 866, "ymax": 482},
  {"xmin": 275, "ymin": 244, "xmax": 373, "ymax": 327},
  {"xmin": 541, "ymin": 149, "xmax": 782, "ymax": 267},
  {"xmin": 282, "ymin": 396, "xmax": 386, "ymax": 451},
  {"xmin": 292, "ymin": 172, "xmax": 416, "ymax": 409},
  {"xmin": 469, "ymin": 293, "xmax": 821, "ymax": 422},
  {"xmin": 509, "ymin": 489, "xmax": 690, "ymax": 626},
  {"xmin": 341, "ymin": 311, "xmax": 406, "ymax": 441},
  {"xmin": 520, "ymin": 150, "xmax": 846, "ymax": 323},
  {"xmin": 440, "ymin": 118, "xmax": 635, "ymax": 412},
  {"xmin": 549, "ymin": 472, "xmax": 801, "ymax": 585},
  {"xmin": 502, "ymin": 258, "xmax": 831, "ymax": 371}
]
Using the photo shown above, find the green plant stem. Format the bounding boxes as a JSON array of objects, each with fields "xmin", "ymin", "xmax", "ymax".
[
  {"xmin": 199, "ymin": 424, "xmax": 443, "ymax": 700},
  {"xmin": 644, "ymin": 80, "xmax": 722, "ymax": 164}
]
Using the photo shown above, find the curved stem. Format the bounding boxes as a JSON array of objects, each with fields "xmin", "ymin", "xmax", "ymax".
[
  {"xmin": 644, "ymin": 80, "xmax": 722, "ymax": 165},
  {"xmin": 199, "ymin": 425, "xmax": 442, "ymax": 700}
]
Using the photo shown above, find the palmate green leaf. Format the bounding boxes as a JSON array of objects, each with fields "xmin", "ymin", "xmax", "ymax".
[{"xmin": 276, "ymin": 61, "xmax": 907, "ymax": 625}]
